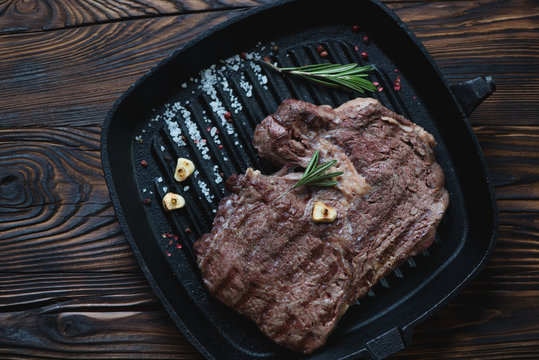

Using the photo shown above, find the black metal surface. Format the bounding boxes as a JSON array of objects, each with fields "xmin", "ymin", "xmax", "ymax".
[
  {"xmin": 101, "ymin": 0, "xmax": 498, "ymax": 359},
  {"xmin": 451, "ymin": 76, "xmax": 497, "ymax": 117}
]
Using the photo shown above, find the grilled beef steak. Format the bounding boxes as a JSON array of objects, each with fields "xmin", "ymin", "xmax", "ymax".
[{"xmin": 194, "ymin": 98, "xmax": 449, "ymax": 354}]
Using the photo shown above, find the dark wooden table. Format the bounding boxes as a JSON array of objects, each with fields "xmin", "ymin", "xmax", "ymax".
[{"xmin": 1, "ymin": 0, "xmax": 538, "ymax": 358}]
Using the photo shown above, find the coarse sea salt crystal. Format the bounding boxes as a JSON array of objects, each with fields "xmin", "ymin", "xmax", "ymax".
[
  {"xmin": 160, "ymin": 145, "xmax": 165, "ymax": 151},
  {"xmin": 198, "ymin": 179, "xmax": 214, "ymax": 203},
  {"xmin": 183, "ymin": 186, "xmax": 190, "ymax": 191},
  {"xmin": 163, "ymin": 186, "xmax": 168, "ymax": 192},
  {"xmin": 165, "ymin": 118, "xmax": 185, "ymax": 147},
  {"xmin": 240, "ymin": 78, "xmax": 253, "ymax": 97},
  {"xmin": 157, "ymin": 177, "xmax": 163, "ymax": 183},
  {"xmin": 249, "ymin": 62, "xmax": 262, "ymax": 73},
  {"xmin": 213, "ymin": 165, "xmax": 223, "ymax": 184}
]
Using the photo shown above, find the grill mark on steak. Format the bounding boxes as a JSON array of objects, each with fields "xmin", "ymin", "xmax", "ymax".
[
  {"xmin": 211, "ymin": 266, "xmax": 240, "ymax": 299},
  {"xmin": 232, "ymin": 236, "xmax": 325, "ymax": 310},
  {"xmin": 195, "ymin": 98, "xmax": 449, "ymax": 354},
  {"xmin": 269, "ymin": 254, "xmax": 347, "ymax": 351}
]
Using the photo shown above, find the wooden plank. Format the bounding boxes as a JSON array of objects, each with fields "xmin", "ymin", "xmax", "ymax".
[
  {"xmin": 0, "ymin": 127, "xmax": 138, "ymax": 272},
  {"xmin": 0, "ymin": 272, "xmax": 153, "ymax": 309},
  {"xmin": 0, "ymin": 11, "xmax": 235, "ymax": 128},
  {"xmin": 390, "ymin": 0, "xmax": 539, "ymax": 127},
  {"xmin": 0, "ymin": 309, "xmax": 197, "ymax": 359},
  {"xmin": 0, "ymin": 0, "xmax": 537, "ymax": 128},
  {"xmin": 475, "ymin": 126, "xmax": 539, "ymax": 203},
  {"xmin": 0, "ymin": 273, "xmax": 194, "ymax": 358},
  {"xmin": 0, "ymin": 0, "xmax": 273, "ymax": 34},
  {"xmin": 0, "ymin": 0, "xmax": 467, "ymax": 35},
  {"xmin": 394, "ymin": 290, "xmax": 539, "ymax": 359}
]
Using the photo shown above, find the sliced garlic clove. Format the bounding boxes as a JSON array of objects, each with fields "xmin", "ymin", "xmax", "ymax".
[
  {"xmin": 174, "ymin": 158, "xmax": 195, "ymax": 182},
  {"xmin": 162, "ymin": 192, "xmax": 185, "ymax": 211},
  {"xmin": 312, "ymin": 201, "xmax": 337, "ymax": 223}
]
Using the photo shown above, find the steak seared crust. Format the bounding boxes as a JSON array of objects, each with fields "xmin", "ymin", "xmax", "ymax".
[{"xmin": 194, "ymin": 98, "xmax": 449, "ymax": 354}]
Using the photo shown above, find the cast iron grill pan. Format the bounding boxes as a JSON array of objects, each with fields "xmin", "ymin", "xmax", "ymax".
[{"xmin": 101, "ymin": 1, "xmax": 498, "ymax": 359}]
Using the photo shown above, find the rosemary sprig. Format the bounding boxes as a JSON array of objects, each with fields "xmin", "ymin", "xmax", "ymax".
[
  {"xmin": 291, "ymin": 150, "xmax": 344, "ymax": 189},
  {"xmin": 262, "ymin": 61, "xmax": 377, "ymax": 93},
  {"xmin": 277, "ymin": 150, "xmax": 343, "ymax": 201}
]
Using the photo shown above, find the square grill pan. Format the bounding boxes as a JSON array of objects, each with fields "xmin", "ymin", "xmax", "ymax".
[{"xmin": 101, "ymin": 0, "xmax": 498, "ymax": 359}]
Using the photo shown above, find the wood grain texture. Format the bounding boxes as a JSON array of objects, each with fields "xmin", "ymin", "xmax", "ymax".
[
  {"xmin": 393, "ymin": 290, "xmax": 539, "ymax": 359},
  {"xmin": 0, "ymin": 0, "xmax": 453, "ymax": 34},
  {"xmin": 392, "ymin": 0, "xmax": 539, "ymax": 127},
  {"xmin": 0, "ymin": 273, "xmax": 193, "ymax": 358},
  {"xmin": 0, "ymin": 0, "xmax": 537, "ymax": 128},
  {"xmin": 475, "ymin": 125, "xmax": 539, "ymax": 214},
  {"xmin": 0, "ymin": 127, "xmax": 137, "ymax": 272},
  {"xmin": 0, "ymin": 11, "xmax": 236, "ymax": 128},
  {"xmin": 0, "ymin": 0, "xmax": 538, "ymax": 358},
  {"xmin": 0, "ymin": 0, "xmax": 272, "ymax": 34}
]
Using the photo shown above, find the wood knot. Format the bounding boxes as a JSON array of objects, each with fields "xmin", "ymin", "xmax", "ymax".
[
  {"xmin": 58, "ymin": 314, "xmax": 87, "ymax": 338},
  {"xmin": 1, "ymin": 174, "xmax": 17, "ymax": 186},
  {"xmin": 0, "ymin": 173, "xmax": 23, "ymax": 203},
  {"xmin": 14, "ymin": 0, "xmax": 41, "ymax": 15}
]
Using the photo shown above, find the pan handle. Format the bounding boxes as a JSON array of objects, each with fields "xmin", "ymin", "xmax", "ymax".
[{"xmin": 450, "ymin": 76, "xmax": 496, "ymax": 117}]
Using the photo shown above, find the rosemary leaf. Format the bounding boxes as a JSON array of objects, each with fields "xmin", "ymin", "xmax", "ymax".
[
  {"xmin": 308, "ymin": 180, "xmax": 339, "ymax": 187},
  {"xmin": 303, "ymin": 148, "xmax": 320, "ymax": 177}
]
